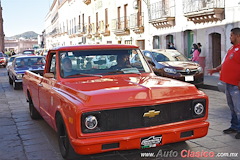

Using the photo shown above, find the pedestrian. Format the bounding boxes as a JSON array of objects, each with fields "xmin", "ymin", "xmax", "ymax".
[
  {"xmin": 197, "ymin": 43, "xmax": 202, "ymax": 53},
  {"xmin": 208, "ymin": 27, "xmax": 240, "ymax": 139},
  {"xmin": 168, "ymin": 42, "xmax": 176, "ymax": 50},
  {"xmin": 191, "ymin": 43, "xmax": 200, "ymax": 63},
  {"xmin": 11, "ymin": 50, "xmax": 16, "ymax": 56},
  {"xmin": 197, "ymin": 43, "xmax": 206, "ymax": 73}
]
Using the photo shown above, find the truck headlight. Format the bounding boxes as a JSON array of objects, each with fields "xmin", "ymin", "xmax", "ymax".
[
  {"xmin": 194, "ymin": 103, "xmax": 204, "ymax": 115},
  {"xmin": 163, "ymin": 68, "xmax": 177, "ymax": 74},
  {"xmin": 85, "ymin": 115, "xmax": 98, "ymax": 130},
  {"xmin": 16, "ymin": 74, "xmax": 23, "ymax": 79}
]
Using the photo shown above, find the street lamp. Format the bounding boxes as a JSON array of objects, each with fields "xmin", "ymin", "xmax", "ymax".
[{"xmin": 133, "ymin": 0, "xmax": 151, "ymax": 20}]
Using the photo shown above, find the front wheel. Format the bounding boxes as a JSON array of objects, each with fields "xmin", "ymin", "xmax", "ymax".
[
  {"xmin": 13, "ymin": 80, "xmax": 20, "ymax": 90},
  {"xmin": 9, "ymin": 76, "xmax": 13, "ymax": 85},
  {"xmin": 56, "ymin": 116, "xmax": 77, "ymax": 159}
]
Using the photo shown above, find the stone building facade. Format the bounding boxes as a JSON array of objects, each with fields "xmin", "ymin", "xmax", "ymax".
[
  {"xmin": 4, "ymin": 39, "xmax": 38, "ymax": 53},
  {"xmin": 44, "ymin": 0, "xmax": 240, "ymax": 73}
]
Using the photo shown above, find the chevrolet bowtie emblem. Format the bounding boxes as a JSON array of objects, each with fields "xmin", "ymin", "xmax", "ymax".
[{"xmin": 143, "ymin": 110, "xmax": 160, "ymax": 118}]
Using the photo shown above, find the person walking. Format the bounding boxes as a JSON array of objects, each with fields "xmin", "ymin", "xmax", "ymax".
[
  {"xmin": 208, "ymin": 27, "xmax": 240, "ymax": 139},
  {"xmin": 198, "ymin": 43, "xmax": 206, "ymax": 73},
  {"xmin": 191, "ymin": 43, "xmax": 200, "ymax": 63}
]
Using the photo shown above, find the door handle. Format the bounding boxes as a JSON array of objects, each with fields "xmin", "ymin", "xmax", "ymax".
[{"xmin": 38, "ymin": 83, "xmax": 43, "ymax": 87}]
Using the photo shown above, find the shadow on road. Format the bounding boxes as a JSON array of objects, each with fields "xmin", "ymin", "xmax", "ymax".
[{"xmin": 198, "ymin": 84, "xmax": 219, "ymax": 91}]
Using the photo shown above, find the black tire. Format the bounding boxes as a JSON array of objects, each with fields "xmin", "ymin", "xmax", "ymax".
[
  {"xmin": 13, "ymin": 80, "xmax": 20, "ymax": 90},
  {"xmin": 56, "ymin": 115, "xmax": 77, "ymax": 160},
  {"xmin": 29, "ymin": 95, "xmax": 42, "ymax": 120},
  {"xmin": 9, "ymin": 76, "xmax": 13, "ymax": 85}
]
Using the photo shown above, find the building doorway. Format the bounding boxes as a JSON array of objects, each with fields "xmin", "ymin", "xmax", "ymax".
[
  {"xmin": 184, "ymin": 30, "xmax": 194, "ymax": 58},
  {"xmin": 166, "ymin": 34, "xmax": 173, "ymax": 48},
  {"xmin": 153, "ymin": 36, "xmax": 160, "ymax": 49},
  {"xmin": 136, "ymin": 40, "xmax": 145, "ymax": 50},
  {"xmin": 211, "ymin": 33, "xmax": 221, "ymax": 68}
]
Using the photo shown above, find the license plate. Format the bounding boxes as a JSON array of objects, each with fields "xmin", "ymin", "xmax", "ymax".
[
  {"xmin": 185, "ymin": 76, "xmax": 194, "ymax": 81},
  {"xmin": 141, "ymin": 135, "xmax": 162, "ymax": 149}
]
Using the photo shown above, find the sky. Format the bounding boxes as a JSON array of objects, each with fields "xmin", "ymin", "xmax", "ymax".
[{"xmin": 1, "ymin": 0, "xmax": 54, "ymax": 37}]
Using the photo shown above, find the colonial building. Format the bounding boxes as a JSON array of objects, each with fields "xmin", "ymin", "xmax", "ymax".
[
  {"xmin": 4, "ymin": 39, "xmax": 38, "ymax": 53},
  {"xmin": 44, "ymin": 0, "xmax": 240, "ymax": 72}
]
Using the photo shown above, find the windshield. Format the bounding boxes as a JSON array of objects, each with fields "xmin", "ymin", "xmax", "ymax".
[
  {"xmin": 59, "ymin": 49, "xmax": 151, "ymax": 78},
  {"xmin": 15, "ymin": 57, "xmax": 45, "ymax": 68},
  {"xmin": 9, "ymin": 57, "xmax": 16, "ymax": 62},
  {"xmin": 151, "ymin": 50, "xmax": 188, "ymax": 62},
  {"xmin": 23, "ymin": 50, "xmax": 34, "ymax": 55}
]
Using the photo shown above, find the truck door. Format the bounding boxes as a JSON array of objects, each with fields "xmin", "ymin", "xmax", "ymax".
[{"xmin": 38, "ymin": 53, "xmax": 57, "ymax": 127}]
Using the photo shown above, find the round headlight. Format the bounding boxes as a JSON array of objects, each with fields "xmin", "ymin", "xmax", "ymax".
[
  {"xmin": 85, "ymin": 115, "xmax": 98, "ymax": 130},
  {"xmin": 16, "ymin": 74, "xmax": 23, "ymax": 79},
  {"xmin": 194, "ymin": 103, "xmax": 204, "ymax": 115}
]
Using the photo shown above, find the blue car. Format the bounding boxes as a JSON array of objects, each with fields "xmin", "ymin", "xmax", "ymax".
[{"xmin": 8, "ymin": 55, "xmax": 45, "ymax": 89}]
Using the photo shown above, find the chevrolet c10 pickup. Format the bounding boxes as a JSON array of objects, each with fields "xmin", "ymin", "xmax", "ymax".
[{"xmin": 22, "ymin": 44, "xmax": 209, "ymax": 159}]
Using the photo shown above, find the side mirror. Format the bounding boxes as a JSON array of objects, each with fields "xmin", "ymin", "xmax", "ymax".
[{"xmin": 44, "ymin": 73, "xmax": 54, "ymax": 78}]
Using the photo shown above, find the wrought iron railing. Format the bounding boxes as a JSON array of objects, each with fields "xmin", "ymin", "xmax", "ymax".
[
  {"xmin": 149, "ymin": 1, "xmax": 175, "ymax": 21},
  {"xmin": 130, "ymin": 12, "xmax": 144, "ymax": 28},
  {"xmin": 183, "ymin": 0, "xmax": 225, "ymax": 14},
  {"xmin": 112, "ymin": 16, "xmax": 130, "ymax": 31}
]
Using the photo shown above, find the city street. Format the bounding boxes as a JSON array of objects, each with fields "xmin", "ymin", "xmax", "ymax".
[{"xmin": 0, "ymin": 67, "xmax": 239, "ymax": 160}]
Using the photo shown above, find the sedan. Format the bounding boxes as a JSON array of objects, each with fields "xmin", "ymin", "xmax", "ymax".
[
  {"xmin": 22, "ymin": 49, "xmax": 35, "ymax": 55},
  {"xmin": 0, "ymin": 52, "xmax": 8, "ymax": 67},
  {"xmin": 141, "ymin": 49, "xmax": 204, "ymax": 85},
  {"xmin": 8, "ymin": 55, "xmax": 45, "ymax": 89}
]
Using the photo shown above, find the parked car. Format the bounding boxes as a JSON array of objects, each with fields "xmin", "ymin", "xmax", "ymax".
[
  {"xmin": 8, "ymin": 55, "xmax": 45, "ymax": 89},
  {"xmin": 22, "ymin": 49, "xmax": 35, "ymax": 55},
  {"xmin": 22, "ymin": 45, "xmax": 209, "ymax": 159},
  {"xmin": 0, "ymin": 52, "xmax": 8, "ymax": 67},
  {"xmin": 141, "ymin": 49, "xmax": 204, "ymax": 86}
]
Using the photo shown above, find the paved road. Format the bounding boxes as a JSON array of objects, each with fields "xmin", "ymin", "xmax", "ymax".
[{"xmin": 0, "ymin": 67, "xmax": 239, "ymax": 160}]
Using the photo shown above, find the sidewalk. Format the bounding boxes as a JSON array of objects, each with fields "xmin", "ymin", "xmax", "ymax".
[{"xmin": 203, "ymin": 73, "xmax": 220, "ymax": 90}]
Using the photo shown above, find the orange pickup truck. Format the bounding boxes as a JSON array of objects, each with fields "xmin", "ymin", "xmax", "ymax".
[{"xmin": 22, "ymin": 45, "xmax": 209, "ymax": 159}]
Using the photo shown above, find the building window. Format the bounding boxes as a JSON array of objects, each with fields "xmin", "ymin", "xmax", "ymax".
[{"xmin": 153, "ymin": 36, "xmax": 160, "ymax": 49}]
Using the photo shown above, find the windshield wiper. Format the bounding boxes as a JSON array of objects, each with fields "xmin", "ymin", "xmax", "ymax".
[
  {"xmin": 106, "ymin": 70, "xmax": 141, "ymax": 75},
  {"xmin": 65, "ymin": 73, "xmax": 103, "ymax": 78}
]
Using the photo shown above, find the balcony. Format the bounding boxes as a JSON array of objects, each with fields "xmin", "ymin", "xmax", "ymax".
[
  {"xmin": 94, "ymin": 32, "xmax": 100, "ymax": 37},
  {"xmin": 112, "ymin": 17, "xmax": 130, "ymax": 36},
  {"xmin": 183, "ymin": 0, "xmax": 225, "ymax": 23},
  {"xmin": 83, "ymin": 0, "xmax": 91, "ymax": 5},
  {"xmin": 100, "ymin": 24, "xmax": 110, "ymax": 36},
  {"xmin": 86, "ymin": 34, "xmax": 92, "ymax": 39},
  {"xmin": 76, "ymin": 25, "xmax": 87, "ymax": 37},
  {"xmin": 130, "ymin": 12, "xmax": 144, "ymax": 34},
  {"xmin": 149, "ymin": 1, "xmax": 176, "ymax": 28},
  {"xmin": 86, "ymin": 24, "xmax": 93, "ymax": 39},
  {"xmin": 101, "ymin": 29, "xmax": 110, "ymax": 36}
]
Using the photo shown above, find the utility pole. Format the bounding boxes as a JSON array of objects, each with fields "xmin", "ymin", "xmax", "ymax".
[{"xmin": 0, "ymin": 0, "xmax": 4, "ymax": 53}]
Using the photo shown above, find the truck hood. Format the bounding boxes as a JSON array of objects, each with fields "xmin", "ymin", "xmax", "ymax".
[{"xmin": 59, "ymin": 75, "xmax": 200, "ymax": 107}]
